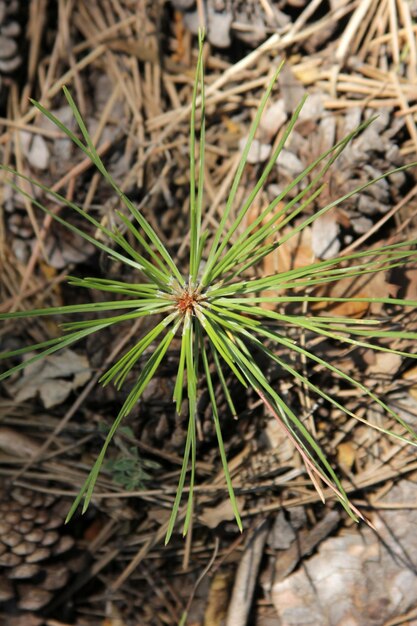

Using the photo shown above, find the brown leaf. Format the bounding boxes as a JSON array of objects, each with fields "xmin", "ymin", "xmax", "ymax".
[
  {"xmin": 314, "ymin": 269, "xmax": 399, "ymax": 318},
  {"xmin": 200, "ymin": 497, "xmax": 244, "ymax": 529},
  {"xmin": 262, "ymin": 224, "xmax": 314, "ymax": 307},
  {"xmin": 10, "ymin": 349, "xmax": 91, "ymax": 408}
]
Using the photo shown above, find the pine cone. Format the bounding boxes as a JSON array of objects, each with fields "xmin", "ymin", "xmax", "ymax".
[
  {"xmin": 0, "ymin": 0, "xmax": 22, "ymax": 75},
  {"xmin": 0, "ymin": 484, "xmax": 79, "ymax": 616},
  {"xmin": 265, "ymin": 102, "xmax": 409, "ymax": 244},
  {"xmin": 171, "ymin": 0, "xmax": 298, "ymax": 48}
]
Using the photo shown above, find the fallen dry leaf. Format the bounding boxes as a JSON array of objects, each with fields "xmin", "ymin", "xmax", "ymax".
[
  {"xmin": 314, "ymin": 268, "xmax": 399, "ymax": 317},
  {"xmin": 200, "ymin": 496, "xmax": 244, "ymax": 529},
  {"xmin": 261, "ymin": 224, "xmax": 314, "ymax": 307},
  {"xmin": 11, "ymin": 349, "xmax": 91, "ymax": 408},
  {"xmin": 272, "ymin": 480, "xmax": 417, "ymax": 626}
]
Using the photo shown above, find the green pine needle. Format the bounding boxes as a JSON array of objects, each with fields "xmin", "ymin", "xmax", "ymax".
[{"xmin": 1, "ymin": 28, "xmax": 417, "ymax": 541}]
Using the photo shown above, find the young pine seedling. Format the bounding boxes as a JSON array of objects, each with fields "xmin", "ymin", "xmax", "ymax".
[{"xmin": 1, "ymin": 31, "xmax": 417, "ymax": 543}]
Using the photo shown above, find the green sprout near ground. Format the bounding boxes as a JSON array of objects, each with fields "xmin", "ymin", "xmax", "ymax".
[
  {"xmin": 103, "ymin": 426, "xmax": 160, "ymax": 491},
  {"xmin": 1, "ymin": 31, "xmax": 417, "ymax": 543}
]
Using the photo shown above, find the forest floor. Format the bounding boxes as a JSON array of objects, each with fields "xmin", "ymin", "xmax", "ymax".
[{"xmin": 1, "ymin": 1, "xmax": 417, "ymax": 625}]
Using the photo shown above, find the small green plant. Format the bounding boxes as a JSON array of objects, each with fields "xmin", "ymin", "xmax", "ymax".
[
  {"xmin": 1, "ymin": 31, "xmax": 417, "ymax": 542},
  {"xmin": 103, "ymin": 426, "xmax": 160, "ymax": 491}
]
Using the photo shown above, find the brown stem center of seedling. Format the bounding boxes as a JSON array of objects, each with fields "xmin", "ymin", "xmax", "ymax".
[{"xmin": 175, "ymin": 286, "xmax": 203, "ymax": 316}]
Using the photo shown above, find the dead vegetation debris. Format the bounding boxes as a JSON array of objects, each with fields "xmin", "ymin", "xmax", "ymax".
[{"xmin": 0, "ymin": 0, "xmax": 417, "ymax": 625}]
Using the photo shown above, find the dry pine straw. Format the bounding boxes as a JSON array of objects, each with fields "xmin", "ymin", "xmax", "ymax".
[{"xmin": 0, "ymin": 0, "xmax": 417, "ymax": 620}]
